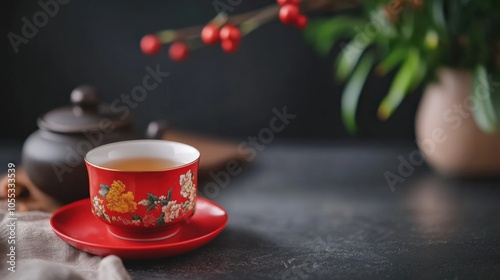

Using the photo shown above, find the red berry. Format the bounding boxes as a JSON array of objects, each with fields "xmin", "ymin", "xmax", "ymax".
[
  {"xmin": 169, "ymin": 42, "xmax": 189, "ymax": 61},
  {"xmin": 140, "ymin": 34, "xmax": 161, "ymax": 56},
  {"xmin": 279, "ymin": 4, "xmax": 300, "ymax": 25},
  {"xmin": 201, "ymin": 24, "xmax": 220, "ymax": 45},
  {"xmin": 221, "ymin": 39, "xmax": 239, "ymax": 53},
  {"xmin": 294, "ymin": 14, "xmax": 308, "ymax": 29},
  {"xmin": 277, "ymin": 0, "xmax": 301, "ymax": 6},
  {"xmin": 219, "ymin": 25, "xmax": 241, "ymax": 43}
]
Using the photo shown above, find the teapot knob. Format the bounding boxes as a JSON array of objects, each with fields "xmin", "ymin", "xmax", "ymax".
[
  {"xmin": 70, "ymin": 85, "xmax": 100, "ymax": 110},
  {"xmin": 146, "ymin": 120, "xmax": 169, "ymax": 139}
]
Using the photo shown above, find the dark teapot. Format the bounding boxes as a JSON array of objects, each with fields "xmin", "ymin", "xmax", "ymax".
[{"xmin": 22, "ymin": 85, "xmax": 168, "ymax": 204}]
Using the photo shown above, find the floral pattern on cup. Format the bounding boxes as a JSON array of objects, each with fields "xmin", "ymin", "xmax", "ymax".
[
  {"xmin": 91, "ymin": 196, "xmax": 110, "ymax": 223},
  {"xmin": 101, "ymin": 180, "xmax": 137, "ymax": 213},
  {"xmin": 180, "ymin": 170, "xmax": 196, "ymax": 211},
  {"xmin": 91, "ymin": 170, "xmax": 197, "ymax": 227}
]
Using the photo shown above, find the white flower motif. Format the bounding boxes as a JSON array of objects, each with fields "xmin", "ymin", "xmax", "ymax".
[
  {"xmin": 189, "ymin": 188, "xmax": 196, "ymax": 201},
  {"xmin": 162, "ymin": 200, "xmax": 182, "ymax": 223},
  {"xmin": 159, "ymin": 195, "xmax": 166, "ymax": 200},
  {"xmin": 143, "ymin": 214, "xmax": 156, "ymax": 227},
  {"xmin": 180, "ymin": 170, "xmax": 196, "ymax": 206},
  {"xmin": 183, "ymin": 199, "xmax": 196, "ymax": 212},
  {"xmin": 92, "ymin": 196, "xmax": 105, "ymax": 217}
]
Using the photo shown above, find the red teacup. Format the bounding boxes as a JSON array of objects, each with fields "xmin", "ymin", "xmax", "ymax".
[{"xmin": 85, "ymin": 140, "xmax": 200, "ymax": 241}]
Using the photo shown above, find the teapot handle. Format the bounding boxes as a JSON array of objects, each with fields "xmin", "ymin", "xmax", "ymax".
[{"xmin": 146, "ymin": 120, "xmax": 170, "ymax": 139}]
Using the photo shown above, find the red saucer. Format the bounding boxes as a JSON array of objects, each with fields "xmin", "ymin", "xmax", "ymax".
[{"xmin": 50, "ymin": 197, "xmax": 228, "ymax": 259}]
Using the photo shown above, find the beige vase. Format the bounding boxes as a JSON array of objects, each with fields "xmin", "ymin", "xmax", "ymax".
[{"xmin": 415, "ymin": 68, "xmax": 500, "ymax": 176}]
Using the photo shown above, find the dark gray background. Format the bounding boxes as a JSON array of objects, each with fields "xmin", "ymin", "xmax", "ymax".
[{"xmin": 1, "ymin": 0, "xmax": 422, "ymax": 142}]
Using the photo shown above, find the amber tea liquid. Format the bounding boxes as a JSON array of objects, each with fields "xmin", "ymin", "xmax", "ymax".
[{"xmin": 102, "ymin": 157, "xmax": 182, "ymax": 171}]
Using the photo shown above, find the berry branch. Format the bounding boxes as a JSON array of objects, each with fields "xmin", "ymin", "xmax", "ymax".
[{"xmin": 140, "ymin": 0, "xmax": 358, "ymax": 61}]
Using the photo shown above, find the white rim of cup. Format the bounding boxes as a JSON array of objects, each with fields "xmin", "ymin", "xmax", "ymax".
[{"xmin": 84, "ymin": 139, "xmax": 200, "ymax": 172}]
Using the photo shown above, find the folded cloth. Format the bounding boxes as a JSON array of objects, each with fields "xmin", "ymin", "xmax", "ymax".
[{"xmin": 0, "ymin": 201, "xmax": 132, "ymax": 280}]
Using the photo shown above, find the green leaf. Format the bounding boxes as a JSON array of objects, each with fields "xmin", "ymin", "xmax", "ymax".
[
  {"xmin": 99, "ymin": 185, "xmax": 110, "ymax": 198},
  {"xmin": 448, "ymin": 0, "xmax": 462, "ymax": 36},
  {"xmin": 166, "ymin": 188, "xmax": 172, "ymax": 202},
  {"xmin": 304, "ymin": 17, "xmax": 366, "ymax": 57},
  {"xmin": 103, "ymin": 213, "xmax": 111, "ymax": 223},
  {"xmin": 131, "ymin": 214, "xmax": 142, "ymax": 221},
  {"xmin": 335, "ymin": 37, "xmax": 372, "ymax": 82},
  {"xmin": 157, "ymin": 212, "xmax": 165, "ymax": 227},
  {"xmin": 378, "ymin": 48, "xmax": 420, "ymax": 120},
  {"xmin": 376, "ymin": 47, "xmax": 407, "ymax": 76},
  {"xmin": 341, "ymin": 52, "xmax": 375, "ymax": 134},
  {"xmin": 431, "ymin": 0, "xmax": 446, "ymax": 35},
  {"xmin": 367, "ymin": 10, "xmax": 397, "ymax": 40},
  {"xmin": 148, "ymin": 193, "xmax": 159, "ymax": 203},
  {"xmin": 472, "ymin": 65, "xmax": 498, "ymax": 133},
  {"xmin": 160, "ymin": 200, "xmax": 169, "ymax": 206},
  {"xmin": 400, "ymin": 8, "xmax": 415, "ymax": 40},
  {"xmin": 409, "ymin": 60, "xmax": 427, "ymax": 91},
  {"xmin": 147, "ymin": 202, "xmax": 156, "ymax": 212}
]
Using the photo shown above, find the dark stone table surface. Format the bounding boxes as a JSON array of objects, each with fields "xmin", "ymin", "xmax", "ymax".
[{"xmin": 1, "ymin": 141, "xmax": 500, "ymax": 279}]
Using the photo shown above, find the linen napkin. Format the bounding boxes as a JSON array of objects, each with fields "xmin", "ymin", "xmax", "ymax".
[{"xmin": 0, "ymin": 201, "xmax": 132, "ymax": 280}]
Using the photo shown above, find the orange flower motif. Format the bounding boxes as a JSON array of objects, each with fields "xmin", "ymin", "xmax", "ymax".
[{"xmin": 105, "ymin": 180, "xmax": 137, "ymax": 213}]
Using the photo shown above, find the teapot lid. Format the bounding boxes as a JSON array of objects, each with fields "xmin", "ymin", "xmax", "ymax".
[{"xmin": 38, "ymin": 85, "xmax": 132, "ymax": 133}]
